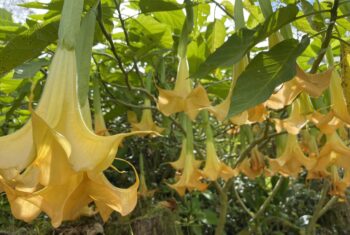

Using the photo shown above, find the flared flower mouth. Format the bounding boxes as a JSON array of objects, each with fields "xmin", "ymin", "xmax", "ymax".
[
  {"xmin": 168, "ymin": 144, "xmax": 207, "ymax": 196},
  {"xmin": 239, "ymin": 146, "xmax": 271, "ymax": 179},
  {"xmin": 128, "ymin": 99, "xmax": 164, "ymax": 136},
  {"xmin": 0, "ymin": 47, "xmax": 151, "ymax": 227},
  {"xmin": 157, "ymin": 57, "xmax": 210, "ymax": 120},
  {"xmin": 202, "ymin": 140, "xmax": 238, "ymax": 181},
  {"xmin": 267, "ymin": 66, "xmax": 332, "ymax": 110},
  {"xmin": 269, "ymin": 134, "xmax": 316, "ymax": 178}
]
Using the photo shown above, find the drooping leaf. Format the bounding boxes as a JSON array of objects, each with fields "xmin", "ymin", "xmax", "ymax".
[
  {"xmin": 192, "ymin": 4, "xmax": 299, "ymax": 78},
  {"xmin": 227, "ymin": 37, "xmax": 310, "ymax": 118},
  {"xmin": 0, "ymin": 15, "xmax": 60, "ymax": 76},
  {"xmin": 139, "ymin": 0, "xmax": 183, "ymax": 13}
]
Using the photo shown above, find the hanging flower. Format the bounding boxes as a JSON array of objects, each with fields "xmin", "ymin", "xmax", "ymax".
[
  {"xmin": 157, "ymin": 57, "xmax": 210, "ymax": 120},
  {"xmin": 239, "ymin": 146, "xmax": 272, "ymax": 179},
  {"xmin": 0, "ymin": 47, "xmax": 149, "ymax": 227},
  {"xmin": 128, "ymin": 99, "xmax": 164, "ymax": 135},
  {"xmin": 269, "ymin": 134, "xmax": 316, "ymax": 177},
  {"xmin": 202, "ymin": 135, "xmax": 238, "ymax": 181},
  {"xmin": 267, "ymin": 66, "xmax": 332, "ymax": 110},
  {"xmin": 274, "ymin": 97, "xmax": 310, "ymax": 135},
  {"xmin": 168, "ymin": 138, "xmax": 207, "ymax": 196},
  {"xmin": 308, "ymin": 132, "xmax": 350, "ymax": 180}
]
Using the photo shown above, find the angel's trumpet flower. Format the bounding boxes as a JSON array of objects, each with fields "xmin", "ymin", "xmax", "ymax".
[
  {"xmin": 309, "ymin": 71, "xmax": 349, "ymax": 134},
  {"xmin": 239, "ymin": 146, "xmax": 271, "ymax": 179},
  {"xmin": 329, "ymin": 166, "xmax": 350, "ymax": 197},
  {"xmin": 308, "ymin": 132, "xmax": 350, "ymax": 180},
  {"xmin": 128, "ymin": 99, "xmax": 164, "ymax": 135},
  {"xmin": 329, "ymin": 70, "xmax": 350, "ymax": 124},
  {"xmin": 168, "ymin": 117, "xmax": 207, "ymax": 196},
  {"xmin": 168, "ymin": 139, "xmax": 207, "ymax": 196},
  {"xmin": 202, "ymin": 122, "xmax": 238, "ymax": 181},
  {"xmin": 269, "ymin": 134, "xmax": 316, "ymax": 177},
  {"xmin": 157, "ymin": 57, "xmax": 210, "ymax": 120},
  {"xmin": 274, "ymin": 93, "xmax": 313, "ymax": 135},
  {"xmin": 207, "ymin": 56, "xmax": 249, "ymax": 122},
  {"xmin": 0, "ymin": 47, "xmax": 148, "ymax": 226},
  {"xmin": 267, "ymin": 66, "xmax": 332, "ymax": 110}
]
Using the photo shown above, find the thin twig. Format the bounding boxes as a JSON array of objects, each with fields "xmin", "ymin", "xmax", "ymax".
[
  {"xmin": 97, "ymin": 2, "xmax": 132, "ymax": 90},
  {"xmin": 251, "ymin": 176, "xmax": 285, "ymax": 221},
  {"xmin": 113, "ymin": 0, "xmax": 145, "ymax": 87},
  {"xmin": 234, "ymin": 131, "xmax": 287, "ymax": 168},
  {"xmin": 310, "ymin": 0, "xmax": 339, "ymax": 73},
  {"xmin": 234, "ymin": 186, "xmax": 255, "ymax": 217},
  {"xmin": 331, "ymin": 36, "xmax": 350, "ymax": 46},
  {"xmin": 209, "ymin": 0, "xmax": 235, "ymax": 20}
]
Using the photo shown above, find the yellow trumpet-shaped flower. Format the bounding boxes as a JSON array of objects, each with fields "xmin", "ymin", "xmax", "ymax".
[
  {"xmin": 128, "ymin": 99, "xmax": 164, "ymax": 135},
  {"xmin": 202, "ymin": 139, "xmax": 238, "ymax": 181},
  {"xmin": 329, "ymin": 70, "xmax": 350, "ymax": 124},
  {"xmin": 309, "ymin": 71, "xmax": 349, "ymax": 134},
  {"xmin": 168, "ymin": 140, "xmax": 207, "ymax": 196},
  {"xmin": 274, "ymin": 98, "xmax": 309, "ymax": 135},
  {"xmin": 267, "ymin": 66, "xmax": 332, "ymax": 110},
  {"xmin": 307, "ymin": 133, "xmax": 350, "ymax": 180},
  {"xmin": 207, "ymin": 56, "xmax": 249, "ymax": 122},
  {"xmin": 0, "ymin": 47, "xmax": 148, "ymax": 226},
  {"xmin": 239, "ymin": 146, "xmax": 272, "ymax": 179},
  {"xmin": 328, "ymin": 166, "xmax": 350, "ymax": 197},
  {"xmin": 169, "ymin": 138, "xmax": 201, "ymax": 170},
  {"xmin": 269, "ymin": 134, "xmax": 316, "ymax": 178},
  {"xmin": 157, "ymin": 57, "xmax": 210, "ymax": 120}
]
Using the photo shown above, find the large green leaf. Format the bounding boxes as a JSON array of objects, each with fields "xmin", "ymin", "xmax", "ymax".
[
  {"xmin": 0, "ymin": 15, "xmax": 60, "ymax": 76},
  {"xmin": 227, "ymin": 37, "xmax": 310, "ymax": 118},
  {"xmin": 192, "ymin": 4, "xmax": 299, "ymax": 78},
  {"xmin": 139, "ymin": 0, "xmax": 183, "ymax": 13}
]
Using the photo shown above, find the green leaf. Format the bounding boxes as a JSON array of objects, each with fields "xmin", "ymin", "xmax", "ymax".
[
  {"xmin": 227, "ymin": 37, "xmax": 310, "ymax": 118},
  {"xmin": 132, "ymin": 15, "xmax": 173, "ymax": 49},
  {"xmin": 139, "ymin": 0, "xmax": 183, "ymax": 13},
  {"xmin": 192, "ymin": 4, "xmax": 299, "ymax": 78},
  {"xmin": 0, "ymin": 15, "xmax": 60, "ymax": 76},
  {"xmin": 206, "ymin": 20, "xmax": 226, "ymax": 53},
  {"xmin": 13, "ymin": 60, "xmax": 49, "ymax": 79}
]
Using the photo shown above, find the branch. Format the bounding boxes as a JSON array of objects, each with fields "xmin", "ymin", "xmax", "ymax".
[
  {"xmin": 113, "ymin": 0, "xmax": 145, "ymax": 87},
  {"xmin": 97, "ymin": 2, "xmax": 132, "ymax": 90},
  {"xmin": 310, "ymin": 0, "xmax": 339, "ymax": 73},
  {"xmin": 209, "ymin": 0, "xmax": 235, "ymax": 20},
  {"xmin": 251, "ymin": 176, "xmax": 285, "ymax": 221},
  {"xmin": 233, "ymin": 131, "xmax": 287, "ymax": 168}
]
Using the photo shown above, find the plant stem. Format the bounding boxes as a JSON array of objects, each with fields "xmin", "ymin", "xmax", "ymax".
[
  {"xmin": 234, "ymin": 186, "xmax": 254, "ymax": 217},
  {"xmin": 97, "ymin": 2, "xmax": 131, "ymax": 89},
  {"xmin": 306, "ymin": 181, "xmax": 330, "ymax": 235},
  {"xmin": 251, "ymin": 176, "xmax": 284, "ymax": 221},
  {"xmin": 214, "ymin": 182, "xmax": 229, "ymax": 235}
]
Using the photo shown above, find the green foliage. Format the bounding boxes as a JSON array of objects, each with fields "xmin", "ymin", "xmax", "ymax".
[
  {"xmin": 192, "ymin": 4, "xmax": 299, "ymax": 78},
  {"xmin": 228, "ymin": 37, "xmax": 310, "ymax": 117}
]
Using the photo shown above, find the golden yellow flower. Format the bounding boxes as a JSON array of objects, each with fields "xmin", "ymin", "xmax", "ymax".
[
  {"xmin": 308, "ymin": 133, "xmax": 350, "ymax": 181},
  {"xmin": 267, "ymin": 66, "xmax": 332, "ymax": 110},
  {"xmin": 128, "ymin": 99, "xmax": 164, "ymax": 135},
  {"xmin": 207, "ymin": 56, "xmax": 249, "ymax": 122},
  {"xmin": 0, "ymin": 47, "xmax": 148, "ymax": 227},
  {"xmin": 157, "ymin": 57, "xmax": 210, "ymax": 120},
  {"xmin": 239, "ymin": 146, "xmax": 271, "ymax": 179},
  {"xmin": 202, "ymin": 139, "xmax": 238, "ymax": 181},
  {"xmin": 274, "ymin": 99, "xmax": 308, "ymax": 135},
  {"xmin": 269, "ymin": 134, "xmax": 316, "ymax": 177},
  {"xmin": 168, "ymin": 145, "xmax": 207, "ymax": 196}
]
